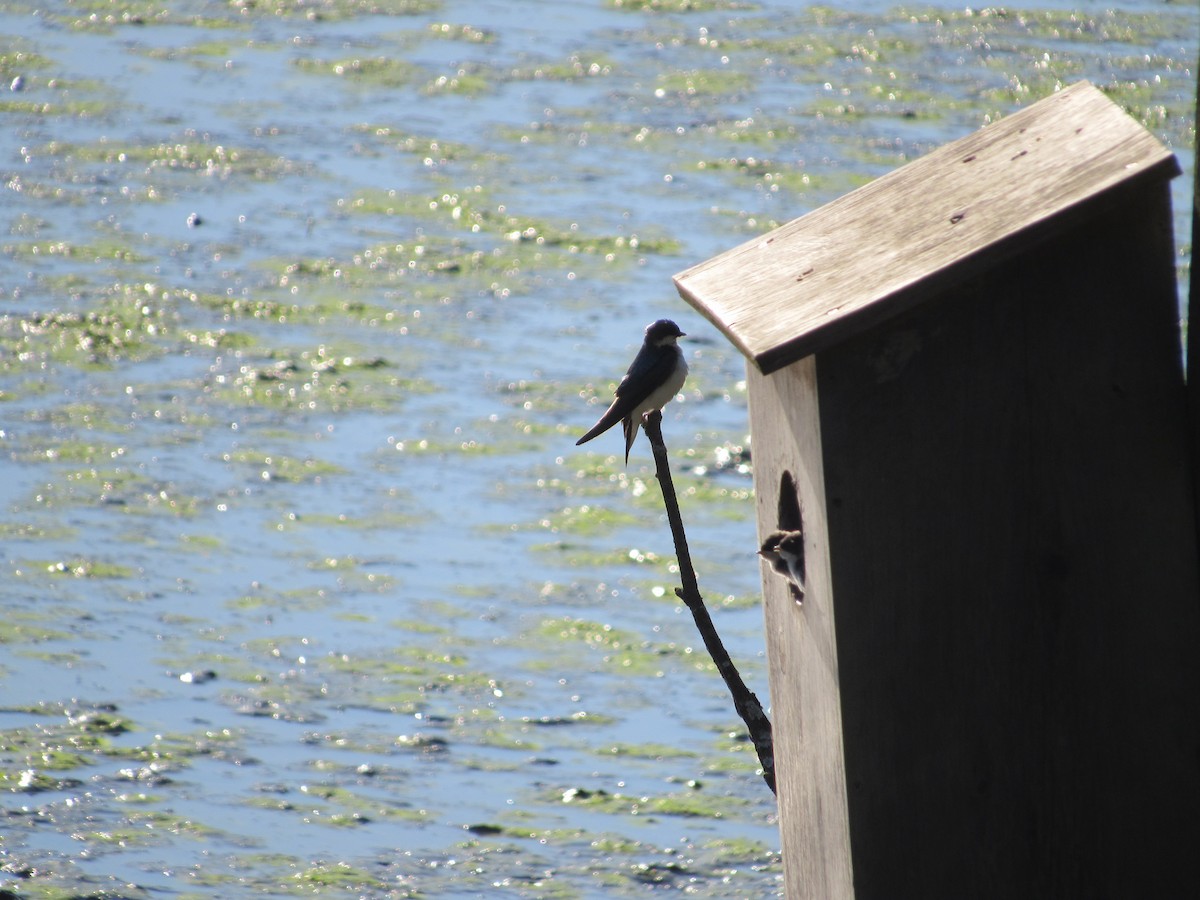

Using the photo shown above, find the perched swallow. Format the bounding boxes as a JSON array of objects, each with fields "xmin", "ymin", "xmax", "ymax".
[
  {"xmin": 759, "ymin": 529, "xmax": 806, "ymax": 603},
  {"xmin": 577, "ymin": 319, "xmax": 688, "ymax": 463}
]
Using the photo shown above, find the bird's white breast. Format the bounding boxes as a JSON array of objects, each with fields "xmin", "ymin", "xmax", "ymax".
[{"xmin": 632, "ymin": 350, "xmax": 687, "ymax": 420}]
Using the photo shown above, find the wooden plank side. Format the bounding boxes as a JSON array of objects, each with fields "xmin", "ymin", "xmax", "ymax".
[
  {"xmin": 1188, "ymin": 52, "xmax": 1200, "ymax": 538},
  {"xmin": 674, "ymin": 82, "xmax": 1180, "ymax": 373},
  {"xmin": 746, "ymin": 357, "xmax": 854, "ymax": 899}
]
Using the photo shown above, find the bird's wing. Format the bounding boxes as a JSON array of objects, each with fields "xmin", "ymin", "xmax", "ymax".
[
  {"xmin": 613, "ymin": 344, "xmax": 678, "ymax": 409},
  {"xmin": 576, "ymin": 394, "xmax": 626, "ymax": 445},
  {"xmin": 577, "ymin": 344, "xmax": 676, "ymax": 446}
]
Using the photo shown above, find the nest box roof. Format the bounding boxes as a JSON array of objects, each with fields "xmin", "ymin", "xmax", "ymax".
[{"xmin": 673, "ymin": 81, "xmax": 1180, "ymax": 374}]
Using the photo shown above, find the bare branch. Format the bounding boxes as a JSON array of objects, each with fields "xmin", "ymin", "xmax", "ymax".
[{"xmin": 642, "ymin": 411, "xmax": 776, "ymax": 796}]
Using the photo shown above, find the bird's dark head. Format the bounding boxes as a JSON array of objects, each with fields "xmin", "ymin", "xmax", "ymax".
[
  {"xmin": 758, "ymin": 531, "xmax": 783, "ymax": 557},
  {"xmin": 645, "ymin": 318, "xmax": 685, "ymax": 345}
]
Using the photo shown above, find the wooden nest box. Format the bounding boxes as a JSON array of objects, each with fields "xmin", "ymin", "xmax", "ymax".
[{"xmin": 675, "ymin": 82, "xmax": 1200, "ymax": 899}]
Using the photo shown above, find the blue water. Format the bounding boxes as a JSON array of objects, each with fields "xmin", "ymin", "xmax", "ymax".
[{"xmin": 1, "ymin": 0, "xmax": 1195, "ymax": 896}]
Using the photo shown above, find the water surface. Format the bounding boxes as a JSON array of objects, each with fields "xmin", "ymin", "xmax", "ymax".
[{"xmin": 1, "ymin": 0, "xmax": 1195, "ymax": 896}]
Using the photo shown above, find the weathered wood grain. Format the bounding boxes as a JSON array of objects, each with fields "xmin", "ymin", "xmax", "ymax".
[
  {"xmin": 747, "ymin": 355, "xmax": 853, "ymax": 899},
  {"xmin": 1188, "ymin": 60, "xmax": 1200, "ymax": 523},
  {"xmin": 683, "ymin": 79, "xmax": 1199, "ymax": 898},
  {"xmin": 674, "ymin": 81, "xmax": 1182, "ymax": 374}
]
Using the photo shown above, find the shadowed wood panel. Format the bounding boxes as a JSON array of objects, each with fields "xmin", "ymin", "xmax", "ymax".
[
  {"xmin": 814, "ymin": 183, "xmax": 1200, "ymax": 899},
  {"xmin": 674, "ymin": 82, "xmax": 1181, "ymax": 374}
]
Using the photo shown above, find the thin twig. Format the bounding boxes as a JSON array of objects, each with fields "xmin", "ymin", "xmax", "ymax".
[{"xmin": 642, "ymin": 411, "xmax": 776, "ymax": 796}]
